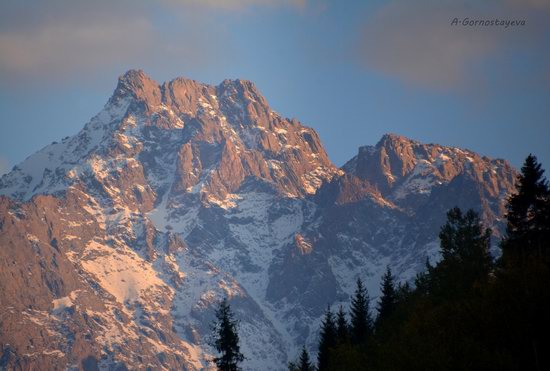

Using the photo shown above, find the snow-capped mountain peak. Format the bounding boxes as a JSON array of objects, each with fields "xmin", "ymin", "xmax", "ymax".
[
  {"xmin": 342, "ymin": 133, "xmax": 516, "ymax": 223},
  {"xmin": 0, "ymin": 71, "xmax": 517, "ymax": 370}
]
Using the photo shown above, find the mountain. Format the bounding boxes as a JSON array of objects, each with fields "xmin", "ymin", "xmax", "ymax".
[
  {"xmin": 0, "ymin": 70, "xmax": 516, "ymax": 370},
  {"xmin": 342, "ymin": 133, "xmax": 515, "ymax": 228}
]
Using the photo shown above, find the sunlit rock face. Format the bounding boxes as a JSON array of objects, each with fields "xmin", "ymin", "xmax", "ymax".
[{"xmin": 0, "ymin": 70, "xmax": 516, "ymax": 370}]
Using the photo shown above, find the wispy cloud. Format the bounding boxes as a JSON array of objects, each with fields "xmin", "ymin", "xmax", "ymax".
[
  {"xmin": 356, "ymin": 0, "xmax": 550, "ymax": 90},
  {"xmin": 0, "ymin": 14, "xmax": 154, "ymax": 81},
  {"xmin": 175, "ymin": 0, "xmax": 306, "ymax": 10},
  {"xmin": 0, "ymin": 0, "xmax": 306, "ymax": 85}
]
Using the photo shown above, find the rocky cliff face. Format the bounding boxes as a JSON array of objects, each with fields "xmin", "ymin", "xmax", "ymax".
[
  {"xmin": 342, "ymin": 133, "xmax": 516, "ymax": 234},
  {"xmin": 0, "ymin": 71, "xmax": 517, "ymax": 370}
]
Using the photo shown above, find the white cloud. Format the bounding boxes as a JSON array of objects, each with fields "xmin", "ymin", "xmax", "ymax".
[
  {"xmin": 0, "ymin": 0, "xmax": 306, "ymax": 85},
  {"xmin": 0, "ymin": 15, "xmax": 154, "ymax": 80}
]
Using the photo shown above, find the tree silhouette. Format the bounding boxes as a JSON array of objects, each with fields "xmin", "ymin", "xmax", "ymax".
[
  {"xmin": 211, "ymin": 298, "xmax": 244, "ymax": 371},
  {"xmin": 349, "ymin": 278, "xmax": 373, "ymax": 345},
  {"xmin": 502, "ymin": 154, "xmax": 550, "ymax": 260},
  {"xmin": 376, "ymin": 266, "xmax": 396, "ymax": 325},
  {"xmin": 317, "ymin": 306, "xmax": 337, "ymax": 371},
  {"xmin": 432, "ymin": 208, "xmax": 493, "ymax": 298},
  {"xmin": 335, "ymin": 305, "xmax": 349, "ymax": 345},
  {"xmin": 291, "ymin": 345, "xmax": 314, "ymax": 371}
]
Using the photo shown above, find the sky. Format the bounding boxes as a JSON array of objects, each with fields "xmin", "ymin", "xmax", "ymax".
[{"xmin": 0, "ymin": 0, "xmax": 549, "ymax": 176}]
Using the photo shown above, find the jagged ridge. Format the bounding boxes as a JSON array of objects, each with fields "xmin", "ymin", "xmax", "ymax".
[{"xmin": 0, "ymin": 71, "xmax": 516, "ymax": 370}]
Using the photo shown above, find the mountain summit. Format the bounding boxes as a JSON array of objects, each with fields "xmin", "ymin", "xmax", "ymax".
[
  {"xmin": 0, "ymin": 70, "xmax": 337, "ymax": 203},
  {"xmin": 0, "ymin": 71, "xmax": 516, "ymax": 370},
  {"xmin": 343, "ymin": 133, "xmax": 515, "ymax": 225}
]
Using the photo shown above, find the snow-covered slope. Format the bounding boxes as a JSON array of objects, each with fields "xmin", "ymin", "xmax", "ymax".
[{"xmin": 0, "ymin": 70, "xmax": 516, "ymax": 370}]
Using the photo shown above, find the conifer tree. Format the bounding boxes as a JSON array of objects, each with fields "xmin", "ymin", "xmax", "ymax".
[
  {"xmin": 317, "ymin": 306, "xmax": 337, "ymax": 371},
  {"xmin": 502, "ymin": 154, "xmax": 550, "ymax": 260},
  {"xmin": 376, "ymin": 266, "xmax": 397, "ymax": 325},
  {"xmin": 349, "ymin": 278, "xmax": 373, "ymax": 345},
  {"xmin": 212, "ymin": 298, "xmax": 244, "ymax": 371},
  {"xmin": 434, "ymin": 208, "xmax": 492, "ymax": 296},
  {"xmin": 497, "ymin": 155, "xmax": 550, "ymax": 370},
  {"xmin": 296, "ymin": 345, "xmax": 314, "ymax": 371},
  {"xmin": 335, "ymin": 305, "xmax": 349, "ymax": 344}
]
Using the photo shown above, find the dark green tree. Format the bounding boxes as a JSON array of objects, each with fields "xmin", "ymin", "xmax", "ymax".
[
  {"xmin": 335, "ymin": 305, "xmax": 349, "ymax": 345},
  {"xmin": 502, "ymin": 154, "xmax": 550, "ymax": 260},
  {"xmin": 496, "ymin": 155, "xmax": 550, "ymax": 371},
  {"xmin": 431, "ymin": 208, "xmax": 492, "ymax": 297},
  {"xmin": 295, "ymin": 346, "xmax": 314, "ymax": 371},
  {"xmin": 349, "ymin": 278, "xmax": 373, "ymax": 345},
  {"xmin": 376, "ymin": 266, "xmax": 397, "ymax": 325},
  {"xmin": 212, "ymin": 298, "xmax": 244, "ymax": 371},
  {"xmin": 317, "ymin": 306, "xmax": 337, "ymax": 371},
  {"xmin": 376, "ymin": 209, "xmax": 497, "ymax": 370}
]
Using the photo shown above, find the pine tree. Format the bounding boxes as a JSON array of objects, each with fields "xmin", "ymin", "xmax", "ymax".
[
  {"xmin": 434, "ymin": 208, "xmax": 492, "ymax": 296},
  {"xmin": 211, "ymin": 298, "xmax": 244, "ymax": 371},
  {"xmin": 317, "ymin": 306, "xmax": 337, "ymax": 371},
  {"xmin": 349, "ymin": 278, "xmax": 373, "ymax": 345},
  {"xmin": 296, "ymin": 345, "xmax": 314, "ymax": 371},
  {"xmin": 335, "ymin": 305, "xmax": 349, "ymax": 345},
  {"xmin": 496, "ymin": 155, "xmax": 550, "ymax": 370},
  {"xmin": 376, "ymin": 266, "xmax": 397, "ymax": 325},
  {"xmin": 502, "ymin": 154, "xmax": 550, "ymax": 260}
]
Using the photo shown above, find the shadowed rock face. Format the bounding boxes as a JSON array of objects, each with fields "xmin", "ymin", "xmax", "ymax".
[{"xmin": 0, "ymin": 71, "xmax": 516, "ymax": 370}]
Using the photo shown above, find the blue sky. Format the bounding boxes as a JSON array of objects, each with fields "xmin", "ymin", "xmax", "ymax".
[{"xmin": 1, "ymin": 0, "xmax": 549, "ymax": 175}]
